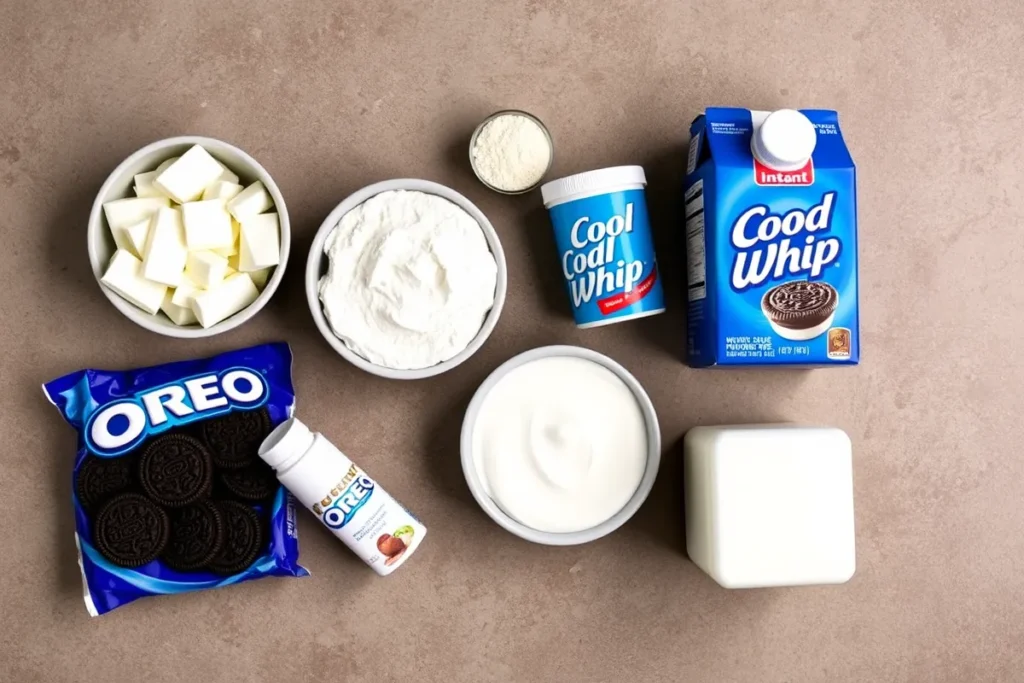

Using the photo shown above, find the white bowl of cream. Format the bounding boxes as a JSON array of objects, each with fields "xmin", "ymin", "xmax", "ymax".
[
  {"xmin": 461, "ymin": 345, "xmax": 661, "ymax": 545},
  {"xmin": 306, "ymin": 179, "xmax": 507, "ymax": 379}
]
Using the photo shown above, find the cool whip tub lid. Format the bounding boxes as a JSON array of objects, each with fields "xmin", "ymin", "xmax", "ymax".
[{"xmin": 541, "ymin": 165, "xmax": 646, "ymax": 208}]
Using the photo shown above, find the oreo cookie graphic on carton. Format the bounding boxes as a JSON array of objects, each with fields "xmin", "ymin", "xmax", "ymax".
[
  {"xmin": 43, "ymin": 343, "xmax": 308, "ymax": 616},
  {"xmin": 683, "ymin": 107, "xmax": 859, "ymax": 366}
]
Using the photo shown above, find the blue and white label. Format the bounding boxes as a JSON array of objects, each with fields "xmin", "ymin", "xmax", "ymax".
[
  {"xmin": 322, "ymin": 474, "xmax": 376, "ymax": 530},
  {"xmin": 84, "ymin": 366, "xmax": 269, "ymax": 457},
  {"xmin": 546, "ymin": 188, "xmax": 665, "ymax": 327}
]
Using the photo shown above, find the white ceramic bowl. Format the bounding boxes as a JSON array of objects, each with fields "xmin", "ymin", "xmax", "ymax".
[
  {"xmin": 87, "ymin": 136, "xmax": 290, "ymax": 338},
  {"xmin": 305, "ymin": 179, "xmax": 507, "ymax": 380},
  {"xmin": 460, "ymin": 345, "xmax": 661, "ymax": 545}
]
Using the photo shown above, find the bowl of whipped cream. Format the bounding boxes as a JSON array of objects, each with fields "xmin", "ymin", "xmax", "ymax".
[
  {"xmin": 306, "ymin": 179, "xmax": 507, "ymax": 379},
  {"xmin": 461, "ymin": 345, "xmax": 661, "ymax": 545}
]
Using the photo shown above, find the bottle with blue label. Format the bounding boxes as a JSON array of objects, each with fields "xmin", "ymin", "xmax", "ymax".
[
  {"xmin": 541, "ymin": 166, "xmax": 665, "ymax": 328},
  {"xmin": 683, "ymin": 108, "xmax": 860, "ymax": 367}
]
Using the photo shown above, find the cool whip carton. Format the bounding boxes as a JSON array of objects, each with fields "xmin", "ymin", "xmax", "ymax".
[{"xmin": 683, "ymin": 108, "xmax": 860, "ymax": 366}]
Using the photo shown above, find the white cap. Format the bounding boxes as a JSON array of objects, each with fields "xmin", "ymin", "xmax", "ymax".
[
  {"xmin": 751, "ymin": 109, "xmax": 817, "ymax": 171},
  {"xmin": 540, "ymin": 165, "xmax": 646, "ymax": 208},
  {"xmin": 259, "ymin": 417, "xmax": 315, "ymax": 470}
]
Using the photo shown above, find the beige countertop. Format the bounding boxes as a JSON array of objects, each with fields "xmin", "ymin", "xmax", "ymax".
[{"xmin": 2, "ymin": 1, "xmax": 1023, "ymax": 681}]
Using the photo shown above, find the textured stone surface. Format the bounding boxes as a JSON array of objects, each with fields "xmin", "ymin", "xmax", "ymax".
[{"xmin": 2, "ymin": 1, "xmax": 1023, "ymax": 681}]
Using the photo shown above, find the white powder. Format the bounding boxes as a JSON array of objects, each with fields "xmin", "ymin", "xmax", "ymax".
[
  {"xmin": 471, "ymin": 113, "xmax": 552, "ymax": 192},
  {"xmin": 319, "ymin": 190, "xmax": 498, "ymax": 370}
]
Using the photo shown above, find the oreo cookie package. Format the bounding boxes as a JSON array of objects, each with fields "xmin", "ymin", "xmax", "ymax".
[{"xmin": 43, "ymin": 343, "xmax": 308, "ymax": 616}]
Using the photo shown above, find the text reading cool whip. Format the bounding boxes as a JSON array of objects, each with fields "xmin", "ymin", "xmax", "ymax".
[
  {"xmin": 542, "ymin": 166, "xmax": 665, "ymax": 328},
  {"xmin": 729, "ymin": 192, "xmax": 839, "ymax": 291},
  {"xmin": 562, "ymin": 203, "xmax": 645, "ymax": 306}
]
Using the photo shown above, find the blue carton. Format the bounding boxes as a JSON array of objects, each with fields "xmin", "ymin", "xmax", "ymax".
[{"xmin": 683, "ymin": 107, "xmax": 860, "ymax": 366}]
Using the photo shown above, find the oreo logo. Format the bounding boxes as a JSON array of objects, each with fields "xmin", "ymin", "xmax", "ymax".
[
  {"xmin": 322, "ymin": 475, "xmax": 375, "ymax": 529},
  {"xmin": 85, "ymin": 367, "xmax": 268, "ymax": 457}
]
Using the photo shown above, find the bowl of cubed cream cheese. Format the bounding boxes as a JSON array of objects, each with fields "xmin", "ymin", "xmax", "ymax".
[{"xmin": 87, "ymin": 136, "xmax": 290, "ymax": 337}]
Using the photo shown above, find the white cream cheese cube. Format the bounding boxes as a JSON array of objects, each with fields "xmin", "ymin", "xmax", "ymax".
[
  {"xmin": 170, "ymin": 277, "xmax": 202, "ymax": 308},
  {"xmin": 103, "ymin": 196, "xmax": 171, "ymax": 230},
  {"xmin": 212, "ymin": 219, "xmax": 241, "ymax": 257},
  {"xmin": 227, "ymin": 181, "xmax": 273, "ymax": 222},
  {"xmin": 215, "ymin": 162, "xmax": 239, "ymax": 184},
  {"xmin": 238, "ymin": 213, "xmax": 280, "ymax": 271},
  {"xmin": 121, "ymin": 218, "xmax": 151, "ymax": 258},
  {"xmin": 182, "ymin": 198, "xmax": 234, "ymax": 251},
  {"xmin": 185, "ymin": 250, "xmax": 229, "ymax": 289},
  {"xmin": 202, "ymin": 181, "xmax": 244, "ymax": 202},
  {"xmin": 154, "ymin": 145, "xmax": 225, "ymax": 203},
  {"xmin": 190, "ymin": 273, "xmax": 259, "ymax": 328},
  {"xmin": 133, "ymin": 171, "xmax": 166, "ymax": 198},
  {"xmin": 142, "ymin": 207, "xmax": 188, "ymax": 286},
  {"xmin": 101, "ymin": 249, "xmax": 167, "ymax": 315},
  {"xmin": 249, "ymin": 267, "xmax": 272, "ymax": 289},
  {"xmin": 160, "ymin": 289, "xmax": 198, "ymax": 326},
  {"xmin": 683, "ymin": 425, "xmax": 855, "ymax": 589}
]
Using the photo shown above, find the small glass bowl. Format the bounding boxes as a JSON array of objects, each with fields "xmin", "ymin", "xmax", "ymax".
[{"xmin": 469, "ymin": 109, "xmax": 554, "ymax": 195}]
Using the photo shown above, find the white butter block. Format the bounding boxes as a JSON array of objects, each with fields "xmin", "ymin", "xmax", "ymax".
[
  {"xmin": 203, "ymin": 181, "xmax": 244, "ymax": 202},
  {"xmin": 160, "ymin": 289, "xmax": 198, "ymax": 326},
  {"xmin": 182, "ymin": 198, "xmax": 234, "ymax": 251},
  {"xmin": 249, "ymin": 267, "xmax": 272, "ymax": 289},
  {"xmin": 170, "ymin": 277, "xmax": 202, "ymax": 309},
  {"xmin": 154, "ymin": 145, "xmax": 225, "ymax": 203},
  {"xmin": 101, "ymin": 249, "xmax": 167, "ymax": 315},
  {"xmin": 190, "ymin": 273, "xmax": 259, "ymax": 328},
  {"xmin": 155, "ymin": 156, "xmax": 179, "ymax": 174},
  {"xmin": 103, "ymin": 196, "xmax": 171, "ymax": 230},
  {"xmin": 238, "ymin": 213, "xmax": 280, "ymax": 271},
  {"xmin": 215, "ymin": 161, "xmax": 239, "ymax": 185},
  {"xmin": 133, "ymin": 171, "xmax": 166, "ymax": 198},
  {"xmin": 683, "ymin": 425, "xmax": 855, "ymax": 589},
  {"xmin": 142, "ymin": 207, "xmax": 188, "ymax": 286},
  {"xmin": 213, "ymin": 219, "xmax": 241, "ymax": 257},
  {"xmin": 121, "ymin": 219, "xmax": 151, "ymax": 258},
  {"xmin": 185, "ymin": 250, "xmax": 229, "ymax": 289},
  {"xmin": 227, "ymin": 181, "xmax": 273, "ymax": 222}
]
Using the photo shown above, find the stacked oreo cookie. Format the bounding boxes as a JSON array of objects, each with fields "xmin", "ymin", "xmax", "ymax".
[{"xmin": 77, "ymin": 408, "xmax": 278, "ymax": 575}]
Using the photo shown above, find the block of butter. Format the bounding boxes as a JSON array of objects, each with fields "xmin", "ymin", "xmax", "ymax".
[{"xmin": 683, "ymin": 424, "xmax": 855, "ymax": 589}]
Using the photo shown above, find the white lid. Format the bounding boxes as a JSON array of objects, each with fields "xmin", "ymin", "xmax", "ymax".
[
  {"xmin": 540, "ymin": 165, "xmax": 646, "ymax": 207},
  {"xmin": 259, "ymin": 417, "xmax": 315, "ymax": 470},
  {"xmin": 751, "ymin": 109, "xmax": 817, "ymax": 171}
]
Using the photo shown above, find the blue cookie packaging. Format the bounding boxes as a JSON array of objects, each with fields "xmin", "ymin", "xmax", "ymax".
[
  {"xmin": 683, "ymin": 107, "xmax": 860, "ymax": 367},
  {"xmin": 43, "ymin": 342, "xmax": 308, "ymax": 616}
]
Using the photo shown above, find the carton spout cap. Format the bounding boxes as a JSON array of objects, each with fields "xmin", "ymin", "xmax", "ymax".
[{"xmin": 752, "ymin": 109, "xmax": 817, "ymax": 171}]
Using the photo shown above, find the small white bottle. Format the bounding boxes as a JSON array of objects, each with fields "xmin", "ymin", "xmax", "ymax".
[{"xmin": 258, "ymin": 417, "xmax": 426, "ymax": 576}]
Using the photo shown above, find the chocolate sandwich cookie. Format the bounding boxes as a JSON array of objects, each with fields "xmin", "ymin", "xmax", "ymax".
[
  {"xmin": 139, "ymin": 434, "xmax": 213, "ymax": 507},
  {"xmin": 206, "ymin": 501, "xmax": 264, "ymax": 575},
  {"xmin": 76, "ymin": 453, "xmax": 136, "ymax": 510},
  {"xmin": 200, "ymin": 408, "xmax": 271, "ymax": 470},
  {"xmin": 93, "ymin": 493, "xmax": 170, "ymax": 568},
  {"xmin": 218, "ymin": 461, "xmax": 279, "ymax": 502},
  {"xmin": 162, "ymin": 501, "xmax": 225, "ymax": 572},
  {"xmin": 761, "ymin": 281, "xmax": 839, "ymax": 341}
]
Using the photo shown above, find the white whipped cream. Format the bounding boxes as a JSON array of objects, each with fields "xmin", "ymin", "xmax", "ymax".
[
  {"xmin": 319, "ymin": 190, "xmax": 497, "ymax": 370},
  {"xmin": 471, "ymin": 356, "xmax": 647, "ymax": 533}
]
